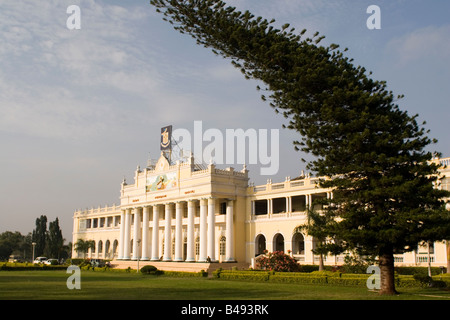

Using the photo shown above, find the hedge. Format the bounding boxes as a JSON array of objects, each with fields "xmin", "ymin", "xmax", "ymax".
[
  {"xmin": 0, "ymin": 263, "xmax": 67, "ymax": 271},
  {"xmin": 394, "ymin": 266, "xmax": 445, "ymax": 276},
  {"xmin": 212, "ymin": 269, "xmax": 449, "ymax": 288},
  {"xmin": 159, "ymin": 270, "xmax": 208, "ymax": 278}
]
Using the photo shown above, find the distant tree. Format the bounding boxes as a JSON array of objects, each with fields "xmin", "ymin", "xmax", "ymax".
[
  {"xmin": 32, "ymin": 215, "xmax": 47, "ymax": 257},
  {"xmin": 0, "ymin": 231, "xmax": 26, "ymax": 260},
  {"xmin": 150, "ymin": 0, "xmax": 450, "ymax": 295},
  {"xmin": 22, "ymin": 233, "xmax": 33, "ymax": 261},
  {"xmin": 47, "ymin": 217, "xmax": 64, "ymax": 260}
]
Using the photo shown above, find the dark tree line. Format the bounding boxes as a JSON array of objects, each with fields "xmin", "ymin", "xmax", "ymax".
[{"xmin": 0, "ymin": 215, "xmax": 71, "ymax": 261}]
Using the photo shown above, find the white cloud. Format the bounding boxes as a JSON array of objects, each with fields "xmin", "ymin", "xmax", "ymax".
[
  {"xmin": 0, "ymin": 0, "xmax": 169, "ymax": 141},
  {"xmin": 385, "ymin": 24, "xmax": 450, "ymax": 68}
]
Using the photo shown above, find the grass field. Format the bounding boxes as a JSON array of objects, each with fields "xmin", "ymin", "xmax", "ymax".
[{"xmin": 0, "ymin": 270, "xmax": 449, "ymax": 301}]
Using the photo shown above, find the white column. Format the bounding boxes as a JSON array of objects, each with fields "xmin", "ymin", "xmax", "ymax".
[
  {"xmin": 198, "ymin": 198, "xmax": 208, "ymax": 262},
  {"xmin": 151, "ymin": 205, "xmax": 160, "ymax": 261},
  {"xmin": 163, "ymin": 203, "xmax": 172, "ymax": 261},
  {"xmin": 141, "ymin": 206, "xmax": 150, "ymax": 260},
  {"xmin": 186, "ymin": 200, "xmax": 196, "ymax": 262},
  {"xmin": 286, "ymin": 196, "xmax": 292, "ymax": 214},
  {"xmin": 174, "ymin": 202, "xmax": 183, "ymax": 261},
  {"xmin": 118, "ymin": 210, "xmax": 125, "ymax": 259},
  {"xmin": 132, "ymin": 208, "xmax": 141, "ymax": 260},
  {"xmin": 207, "ymin": 197, "xmax": 216, "ymax": 262},
  {"xmin": 123, "ymin": 209, "xmax": 131, "ymax": 260},
  {"xmin": 225, "ymin": 200, "xmax": 235, "ymax": 262}
]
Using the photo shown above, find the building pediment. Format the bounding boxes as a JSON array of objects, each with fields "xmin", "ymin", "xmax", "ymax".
[{"xmin": 155, "ymin": 152, "xmax": 170, "ymax": 172}]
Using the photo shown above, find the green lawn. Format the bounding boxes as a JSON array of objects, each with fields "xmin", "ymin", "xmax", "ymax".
[{"xmin": 0, "ymin": 270, "xmax": 449, "ymax": 300}]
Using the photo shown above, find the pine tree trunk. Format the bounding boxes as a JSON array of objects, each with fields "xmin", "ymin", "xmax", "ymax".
[{"xmin": 379, "ymin": 249, "xmax": 397, "ymax": 295}]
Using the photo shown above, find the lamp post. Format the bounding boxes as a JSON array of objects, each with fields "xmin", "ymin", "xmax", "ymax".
[{"xmin": 32, "ymin": 242, "xmax": 36, "ymax": 263}]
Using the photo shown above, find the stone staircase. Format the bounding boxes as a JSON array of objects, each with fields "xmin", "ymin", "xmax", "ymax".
[{"xmin": 110, "ymin": 260, "xmax": 250, "ymax": 274}]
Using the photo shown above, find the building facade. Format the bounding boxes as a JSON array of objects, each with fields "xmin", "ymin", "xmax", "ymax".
[{"xmin": 72, "ymin": 153, "xmax": 450, "ymax": 269}]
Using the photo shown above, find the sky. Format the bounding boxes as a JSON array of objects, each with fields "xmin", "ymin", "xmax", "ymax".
[{"xmin": 1, "ymin": 0, "xmax": 449, "ymax": 241}]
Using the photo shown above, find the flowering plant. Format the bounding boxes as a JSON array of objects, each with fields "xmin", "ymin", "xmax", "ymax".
[{"xmin": 255, "ymin": 251, "xmax": 301, "ymax": 272}]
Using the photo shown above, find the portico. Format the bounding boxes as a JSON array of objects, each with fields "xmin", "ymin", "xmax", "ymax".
[
  {"xmin": 114, "ymin": 152, "xmax": 247, "ymax": 263},
  {"xmin": 116, "ymin": 197, "xmax": 236, "ymax": 263}
]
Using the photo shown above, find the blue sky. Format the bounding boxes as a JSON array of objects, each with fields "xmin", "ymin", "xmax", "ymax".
[{"xmin": 1, "ymin": 0, "xmax": 449, "ymax": 240}]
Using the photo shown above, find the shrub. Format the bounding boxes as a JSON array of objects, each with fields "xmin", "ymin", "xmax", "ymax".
[
  {"xmin": 413, "ymin": 274, "xmax": 432, "ymax": 287},
  {"xmin": 213, "ymin": 268, "xmax": 223, "ymax": 278},
  {"xmin": 255, "ymin": 251, "xmax": 301, "ymax": 272},
  {"xmin": 140, "ymin": 265, "xmax": 158, "ymax": 275}
]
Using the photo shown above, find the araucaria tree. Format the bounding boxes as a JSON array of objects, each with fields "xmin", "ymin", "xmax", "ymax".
[{"xmin": 150, "ymin": 0, "xmax": 450, "ymax": 294}]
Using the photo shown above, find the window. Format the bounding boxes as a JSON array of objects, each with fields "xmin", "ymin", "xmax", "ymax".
[
  {"xmin": 272, "ymin": 197, "xmax": 286, "ymax": 214},
  {"xmin": 219, "ymin": 236, "xmax": 226, "ymax": 256},
  {"xmin": 195, "ymin": 237, "xmax": 200, "ymax": 256},
  {"xmin": 254, "ymin": 200, "xmax": 267, "ymax": 215},
  {"xmin": 291, "ymin": 195, "xmax": 306, "ymax": 212},
  {"xmin": 273, "ymin": 233, "xmax": 284, "ymax": 252},
  {"xmin": 255, "ymin": 234, "xmax": 266, "ymax": 256},
  {"xmin": 220, "ymin": 202, "xmax": 227, "ymax": 215},
  {"xmin": 292, "ymin": 233, "xmax": 305, "ymax": 255}
]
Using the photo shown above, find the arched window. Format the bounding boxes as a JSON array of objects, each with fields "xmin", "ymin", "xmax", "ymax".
[
  {"xmin": 273, "ymin": 233, "xmax": 284, "ymax": 252},
  {"xmin": 105, "ymin": 240, "xmax": 110, "ymax": 258},
  {"xmin": 255, "ymin": 234, "xmax": 266, "ymax": 256},
  {"xmin": 292, "ymin": 232, "xmax": 305, "ymax": 255},
  {"xmin": 112, "ymin": 240, "xmax": 118, "ymax": 258}
]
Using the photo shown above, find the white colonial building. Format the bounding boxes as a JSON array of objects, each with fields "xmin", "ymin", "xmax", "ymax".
[{"xmin": 72, "ymin": 152, "xmax": 450, "ymax": 271}]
